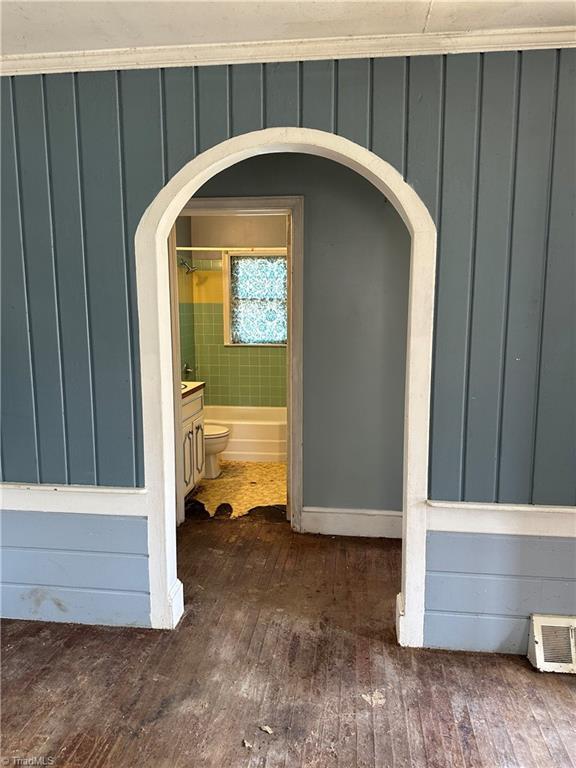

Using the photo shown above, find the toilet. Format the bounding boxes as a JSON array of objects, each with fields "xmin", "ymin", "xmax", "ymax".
[{"xmin": 203, "ymin": 423, "xmax": 231, "ymax": 479}]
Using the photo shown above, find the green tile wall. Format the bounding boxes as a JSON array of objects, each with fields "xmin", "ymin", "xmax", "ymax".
[
  {"xmin": 193, "ymin": 258, "xmax": 222, "ymax": 271},
  {"xmin": 178, "ymin": 304, "xmax": 196, "ymax": 377},
  {"xmin": 180, "ymin": 302, "xmax": 286, "ymax": 406}
]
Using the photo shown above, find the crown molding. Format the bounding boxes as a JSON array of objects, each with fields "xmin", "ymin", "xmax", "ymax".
[{"xmin": 1, "ymin": 26, "xmax": 575, "ymax": 76}]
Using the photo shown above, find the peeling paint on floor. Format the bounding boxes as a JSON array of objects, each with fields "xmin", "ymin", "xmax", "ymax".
[{"xmin": 192, "ymin": 460, "xmax": 286, "ymax": 517}]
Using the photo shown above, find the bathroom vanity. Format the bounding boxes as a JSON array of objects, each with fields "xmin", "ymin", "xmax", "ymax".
[{"xmin": 181, "ymin": 382, "xmax": 205, "ymax": 497}]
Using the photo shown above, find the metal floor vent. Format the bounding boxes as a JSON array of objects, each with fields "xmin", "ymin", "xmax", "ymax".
[{"xmin": 528, "ymin": 615, "xmax": 576, "ymax": 673}]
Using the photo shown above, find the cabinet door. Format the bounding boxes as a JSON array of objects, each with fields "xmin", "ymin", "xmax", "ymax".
[
  {"xmin": 193, "ymin": 415, "xmax": 205, "ymax": 485},
  {"xmin": 182, "ymin": 417, "xmax": 195, "ymax": 496}
]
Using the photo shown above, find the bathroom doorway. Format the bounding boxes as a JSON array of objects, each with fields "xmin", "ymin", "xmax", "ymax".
[{"xmin": 168, "ymin": 197, "xmax": 303, "ymax": 532}]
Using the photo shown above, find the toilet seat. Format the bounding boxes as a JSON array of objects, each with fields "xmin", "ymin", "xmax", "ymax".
[{"xmin": 204, "ymin": 423, "xmax": 230, "ymax": 438}]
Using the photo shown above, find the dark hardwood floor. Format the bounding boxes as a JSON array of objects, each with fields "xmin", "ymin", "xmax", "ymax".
[{"xmin": 1, "ymin": 511, "xmax": 575, "ymax": 767}]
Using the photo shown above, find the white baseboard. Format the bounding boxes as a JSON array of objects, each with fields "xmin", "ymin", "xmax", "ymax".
[{"xmin": 302, "ymin": 506, "xmax": 402, "ymax": 538}]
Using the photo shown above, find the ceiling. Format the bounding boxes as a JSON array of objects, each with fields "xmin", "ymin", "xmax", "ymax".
[{"xmin": 1, "ymin": 0, "xmax": 575, "ymax": 75}]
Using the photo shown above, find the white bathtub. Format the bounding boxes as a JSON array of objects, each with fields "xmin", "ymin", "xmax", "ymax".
[{"xmin": 203, "ymin": 405, "xmax": 287, "ymax": 462}]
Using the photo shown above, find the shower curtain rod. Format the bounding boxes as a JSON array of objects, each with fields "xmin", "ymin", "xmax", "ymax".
[{"xmin": 176, "ymin": 246, "xmax": 287, "ymax": 253}]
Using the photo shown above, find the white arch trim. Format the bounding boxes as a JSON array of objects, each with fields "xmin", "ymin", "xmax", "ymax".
[{"xmin": 135, "ymin": 127, "xmax": 437, "ymax": 648}]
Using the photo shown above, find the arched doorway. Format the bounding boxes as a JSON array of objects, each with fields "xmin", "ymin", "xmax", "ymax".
[{"xmin": 135, "ymin": 127, "xmax": 436, "ymax": 648}]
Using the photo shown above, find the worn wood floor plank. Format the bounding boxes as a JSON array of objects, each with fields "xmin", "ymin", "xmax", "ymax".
[{"xmin": 2, "ymin": 513, "xmax": 575, "ymax": 768}]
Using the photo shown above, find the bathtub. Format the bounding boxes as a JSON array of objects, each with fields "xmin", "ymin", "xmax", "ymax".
[{"xmin": 203, "ymin": 405, "xmax": 287, "ymax": 462}]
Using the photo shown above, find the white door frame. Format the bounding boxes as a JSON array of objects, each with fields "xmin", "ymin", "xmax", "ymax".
[
  {"xmin": 171, "ymin": 197, "xmax": 304, "ymax": 529},
  {"xmin": 135, "ymin": 127, "xmax": 436, "ymax": 647}
]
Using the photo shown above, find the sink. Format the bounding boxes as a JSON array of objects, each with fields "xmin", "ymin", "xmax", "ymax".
[{"xmin": 181, "ymin": 380, "xmax": 205, "ymax": 397}]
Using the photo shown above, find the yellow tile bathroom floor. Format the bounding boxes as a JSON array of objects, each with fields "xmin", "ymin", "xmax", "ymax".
[{"xmin": 192, "ymin": 460, "xmax": 287, "ymax": 517}]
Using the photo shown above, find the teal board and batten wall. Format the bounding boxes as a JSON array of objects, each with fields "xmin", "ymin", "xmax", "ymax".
[
  {"xmin": 1, "ymin": 52, "xmax": 575, "ymax": 636},
  {"xmin": 425, "ymin": 532, "xmax": 576, "ymax": 654},
  {"xmin": 1, "ymin": 52, "xmax": 574, "ymax": 503},
  {"xmin": 0, "ymin": 511, "xmax": 151, "ymax": 626}
]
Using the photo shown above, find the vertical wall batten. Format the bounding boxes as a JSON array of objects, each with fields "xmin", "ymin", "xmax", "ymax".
[
  {"xmin": 336, "ymin": 59, "xmax": 370, "ymax": 147},
  {"xmin": 435, "ymin": 56, "xmax": 447, "ymax": 245},
  {"xmin": 196, "ymin": 66, "xmax": 228, "ymax": 152},
  {"xmin": 264, "ymin": 63, "xmax": 299, "ymax": 128},
  {"xmin": 406, "ymin": 55, "xmax": 443, "ymax": 221},
  {"xmin": 529, "ymin": 50, "xmax": 560, "ymax": 503},
  {"xmin": 498, "ymin": 50, "xmax": 557, "ymax": 503},
  {"xmin": 402, "ymin": 58, "xmax": 410, "ymax": 178},
  {"xmin": 41, "ymin": 74, "xmax": 69, "ymax": 484},
  {"xmin": 531, "ymin": 49, "xmax": 576, "ymax": 505},
  {"xmin": 159, "ymin": 70, "xmax": 168, "ymax": 185},
  {"xmin": 296, "ymin": 61, "xmax": 303, "ymax": 128},
  {"xmin": 464, "ymin": 53, "xmax": 519, "ymax": 502},
  {"xmin": 225, "ymin": 66, "xmax": 232, "ymax": 139},
  {"xmin": 192, "ymin": 68, "xmax": 199, "ymax": 155},
  {"xmin": 1, "ymin": 77, "xmax": 39, "ymax": 482},
  {"xmin": 1, "ymin": 53, "xmax": 574, "ymax": 506},
  {"xmin": 45, "ymin": 73, "xmax": 97, "ymax": 484},
  {"xmin": 494, "ymin": 53, "xmax": 522, "ymax": 503},
  {"xmin": 461, "ymin": 55, "xmax": 484, "ymax": 500},
  {"xmin": 72, "ymin": 73, "xmax": 98, "ymax": 484},
  {"xmin": 366, "ymin": 59, "xmax": 374, "ymax": 150},
  {"xmin": 229, "ymin": 65, "xmax": 263, "ymax": 137},
  {"xmin": 331, "ymin": 60, "xmax": 338, "ymax": 134},
  {"xmin": 76, "ymin": 71, "xmax": 136, "ymax": 486},
  {"xmin": 429, "ymin": 54, "xmax": 479, "ymax": 500},
  {"xmin": 10, "ymin": 78, "xmax": 41, "ymax": 484},
  {"xmin": 118, "ymin": 69, "xmax": 167, "ymax": 485},
  {"xmin": 371, "ymin": 58, "xmax": 406, "ymax": 173},
  {"xmin": 427, "ymin": 55, "xmax": 446, "ymax": 499},
  {"xmin": 301, "ymin": 61, "xmax": 333, "ymax": 132},
  {"xmin": 115, "ymin": 72, "xmax": 138, "ymax": 485},
  {"xmin": 259, "ymin": 64, "xmax": 266, "ymax": 129},
  {"xmin": 12, "ymin": 76, "xmax": 67, "ymax": 483},
  {"xmin": 162, "ymin": 68, "xmax": 196, "ymax": 182}
]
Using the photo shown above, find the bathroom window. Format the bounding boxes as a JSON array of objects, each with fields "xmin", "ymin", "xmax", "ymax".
[{"xmin": 223, "ymin": 252, "xmax": 288, "ymax": 345}]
